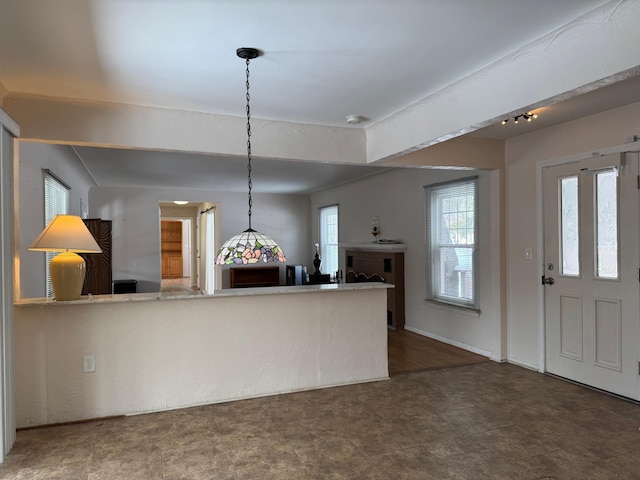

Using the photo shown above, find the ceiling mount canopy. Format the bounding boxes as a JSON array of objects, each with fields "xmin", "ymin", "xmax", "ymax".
[
  {"xmin": 236, "ymin": 47, "xmax": 261, "ymax": 60},
  {"xmin": 216, "ymin": 48, "xmax": 286, "ymax": 266}
]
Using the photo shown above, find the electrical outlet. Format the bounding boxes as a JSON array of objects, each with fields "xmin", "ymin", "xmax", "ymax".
[{"xmin": 83, "ymin": 355, "xmax": 96, "ymax": 373}]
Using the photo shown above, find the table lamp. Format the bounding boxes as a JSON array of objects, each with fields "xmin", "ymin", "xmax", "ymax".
[{"xmin": 29, "ymin": 214, "xmax": 102, "ymax": 301}]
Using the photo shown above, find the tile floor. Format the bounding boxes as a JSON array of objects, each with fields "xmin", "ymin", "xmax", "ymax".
[{"xmin": 2, "ymin": 362, "xmax": 640, "ymax": 479}]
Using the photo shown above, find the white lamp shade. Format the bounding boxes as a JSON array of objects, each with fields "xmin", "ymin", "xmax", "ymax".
[{"xmin": 29, "ymin": 215, "xmax": 102, "ymax": 253}]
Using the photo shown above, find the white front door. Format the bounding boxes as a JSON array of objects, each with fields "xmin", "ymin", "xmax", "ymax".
[{"xmin": 543, "ymin": 153, "xmax": 640, "ymax": 400}]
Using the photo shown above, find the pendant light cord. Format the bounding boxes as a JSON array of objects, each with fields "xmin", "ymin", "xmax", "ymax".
[{"xmin": 245, "ymin": 57, "xmax": 253, "ymax": 231}]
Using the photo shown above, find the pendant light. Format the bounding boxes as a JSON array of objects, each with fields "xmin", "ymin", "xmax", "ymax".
[{"xmin": 216, "ymin": 48, "xmax": 286, "ymax": 265}]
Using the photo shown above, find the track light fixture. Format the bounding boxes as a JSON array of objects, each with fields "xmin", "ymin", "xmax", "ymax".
[{"xmin": 502, "ymin": 112, "xmax": 538, "ymax": 125}]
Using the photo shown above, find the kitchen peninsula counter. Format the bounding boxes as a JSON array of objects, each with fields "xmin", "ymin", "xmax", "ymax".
[{"xmin": 14, "ymin": 282, "xmax": 391, "ymax": 428}]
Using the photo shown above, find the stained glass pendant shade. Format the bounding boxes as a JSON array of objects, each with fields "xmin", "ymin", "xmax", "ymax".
[
  {"xmin": 216, "ymin": 47, "xmax": 286, "ymax": 265},
  {"xmin": 216, "ymin": 229, "xmax": 285, "ymax": 265}
]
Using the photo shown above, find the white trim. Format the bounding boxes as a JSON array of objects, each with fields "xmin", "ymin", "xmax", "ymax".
[
  {"xmin": 424, "ymin": 299, "xmax": 480, "ymax": 318},
  {"xmin": 536, "ymin": 157, "xmax": 546, "ymax": 373},
  {"xmin": 490, "ymin": 168, "xmax": 505, "ymax": 362},
  {"xmin": 0, "ymin": 115, "xmax": 17, "ymax": 462},
  {"xmin": 124, "ymin": 375, "xmax": 391, "ymax": 418},
  {"xmin": 538, "ymin": 141, "xmax": 640, "ymax": 169},
  {"xmin": 506, "ymin": 356, "xmax": 540, "ymax": 372},
  {"xmin": 0, "ymin": 110, "xmax": 18, "ymax": 137},
  {"xmin": 404, "ymin": 325, "xmax": 495, "ymax": 360}
]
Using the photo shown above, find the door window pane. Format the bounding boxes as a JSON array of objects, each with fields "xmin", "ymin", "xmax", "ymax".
[
  {"xmin": 560, "ymin": 176, "xmax": 579, "ymax": 276},
  {"xmin": 595, "ymin": 170, "xmax": 618, "ymax": 279}
]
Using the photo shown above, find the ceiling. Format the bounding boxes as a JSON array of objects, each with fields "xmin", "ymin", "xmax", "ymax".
[
  {"xmin": 2, "ymin": 0, "xmax": 639, "ymax": 193},
  {"xmin": 73, "ymin": 145, "xmax": 393, "ymax": 194}
]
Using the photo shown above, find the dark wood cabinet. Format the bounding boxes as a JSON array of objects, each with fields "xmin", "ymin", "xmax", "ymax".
[
  {"xmin": 230, "ymin": 266, "xmax": 280, "ymax": 288},
  {"xmin": 81, "ymin": 218, "xmax": 112, "ymax": 295},
  {"xmin": 344, "ymin": 246, "xmax": 405, "ymax": 330}
]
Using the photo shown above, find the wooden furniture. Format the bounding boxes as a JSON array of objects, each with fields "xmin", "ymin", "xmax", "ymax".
[
  {"xmin": 285, "ymin": 265, "xmax": 307, "ymax": 285},
  {"xmin": 161, "ymin": 220, "xmax": 182, "ymax": 278},
  {"xmin": 80, "ymin": 218, "xmax": 112, "ymax": 295},
  {"xmin": 112, "ymin": 279, "xmax": 137, "ymax": 294},
  {"xmin": 163, "ymin": 257, "xmax": 182, "ymax": 278},
  {"xmin": 230, "ymin": 266, "xmax": 280, "ymax": 288},
  {"xmin": 344, "ymin": 244, "xmax": 405, "ymax": 330},
  {"xmin": 308, "ymin": 273, "xmax": 331, "ymax": 285}
]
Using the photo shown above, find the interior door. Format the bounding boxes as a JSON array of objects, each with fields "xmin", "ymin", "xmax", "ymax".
[{"xmin": 543, "ymin": 153, "xmax": 640, "ymax": 400}]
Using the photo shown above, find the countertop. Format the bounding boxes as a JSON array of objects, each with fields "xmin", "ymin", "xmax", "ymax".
[{"xmin": 15, "ymin": 282, "xmax": 394, "ymax": 307}]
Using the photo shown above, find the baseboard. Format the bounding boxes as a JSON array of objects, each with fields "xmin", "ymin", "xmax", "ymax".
[
  {"xmin": 16, "ymin": 376, "xmax": 391, "ymax": 430},
  {"xmin": 17, "ymin": 415, "xmax": 125, "ymax": 431},
  {"xmin": 506, "ymin": 356, "xmax": 542, "ymax": 372},
  {"xmin": 404, "ymin": 325, "xmax": 493, "ymax": 359}
]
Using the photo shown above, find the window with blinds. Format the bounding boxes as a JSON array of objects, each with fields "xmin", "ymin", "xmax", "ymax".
[
  {"xmin": 425, "ymin": 177, "xmax": 478, "ymax": 309},
  {"xmin": 43, "ymin": 169, "xmax": 70, "ymax": 298}
]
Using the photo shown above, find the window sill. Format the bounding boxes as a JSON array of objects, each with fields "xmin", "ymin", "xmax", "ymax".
[{"xmin": 424, "ymin": 299, "xmax": 481, "ymax": 318}]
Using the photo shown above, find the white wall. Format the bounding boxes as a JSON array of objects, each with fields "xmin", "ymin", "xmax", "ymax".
[
  {"xmin": 17, "ymin": 142, "xmax": 97, "ymax": 299},
  {"xmin": 5, "ymin": 94, "xmax": 367, "ymax": 165},
  {"xmin": 14, "ymin": 286, "xmax": 389, "ymax": 427},
  {"xmin": 310, "ymin": 167, "xmax": 502, "ymax": 359},
  {"xmin": 506, "ymin": 101, "xmax": 640, "ymax": 369},
  {"xmin": 90, "ymin": 186, "xmax": 310, "ymax": 292}
]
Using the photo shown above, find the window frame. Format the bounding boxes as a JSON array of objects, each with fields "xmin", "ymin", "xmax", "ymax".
[
  {"xmin": 424, "ymin": 176, "xmax": 479, "ymax": 311},
  {"xmin": 43, "ymin": 169, "xmax": 70, "ymax": 298}
]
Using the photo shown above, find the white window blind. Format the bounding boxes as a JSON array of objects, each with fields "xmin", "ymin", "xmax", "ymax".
[
  {"xmin": 425, "ymin": 177, "xmax": 478, "ymax": 309},
  {"xmin": 319, "ymin": 205, "xmax": 339, "ymax": 278},
  {"xmin": 44, "ymin": 169, "xmax": 70, "ymax": 298}
]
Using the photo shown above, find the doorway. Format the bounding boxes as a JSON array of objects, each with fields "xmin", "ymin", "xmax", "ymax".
[
  {"xmin": 542, "ymin": 153, "xmax": 640, "ymax": 400},
  {"xmin": 159, "ymin": 202, "xmax": 199, "ymax": 291},
  {"xmin": 160, "ymin": 218, "xmax": 192, "ymax": 289},
  {"xmin": 158, "ymin": 202, "xmax": 219, "ymax": 293}
]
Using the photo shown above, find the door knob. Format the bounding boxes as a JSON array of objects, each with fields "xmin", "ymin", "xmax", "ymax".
[{"xmin": 542, "ymin": 276, "xmax": 555, "ymax": 285}]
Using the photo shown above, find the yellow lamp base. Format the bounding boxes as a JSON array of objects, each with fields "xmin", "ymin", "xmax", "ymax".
[{"xmin": 50, "ymin": 251, "xmax": 86, "ymax": 301}]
